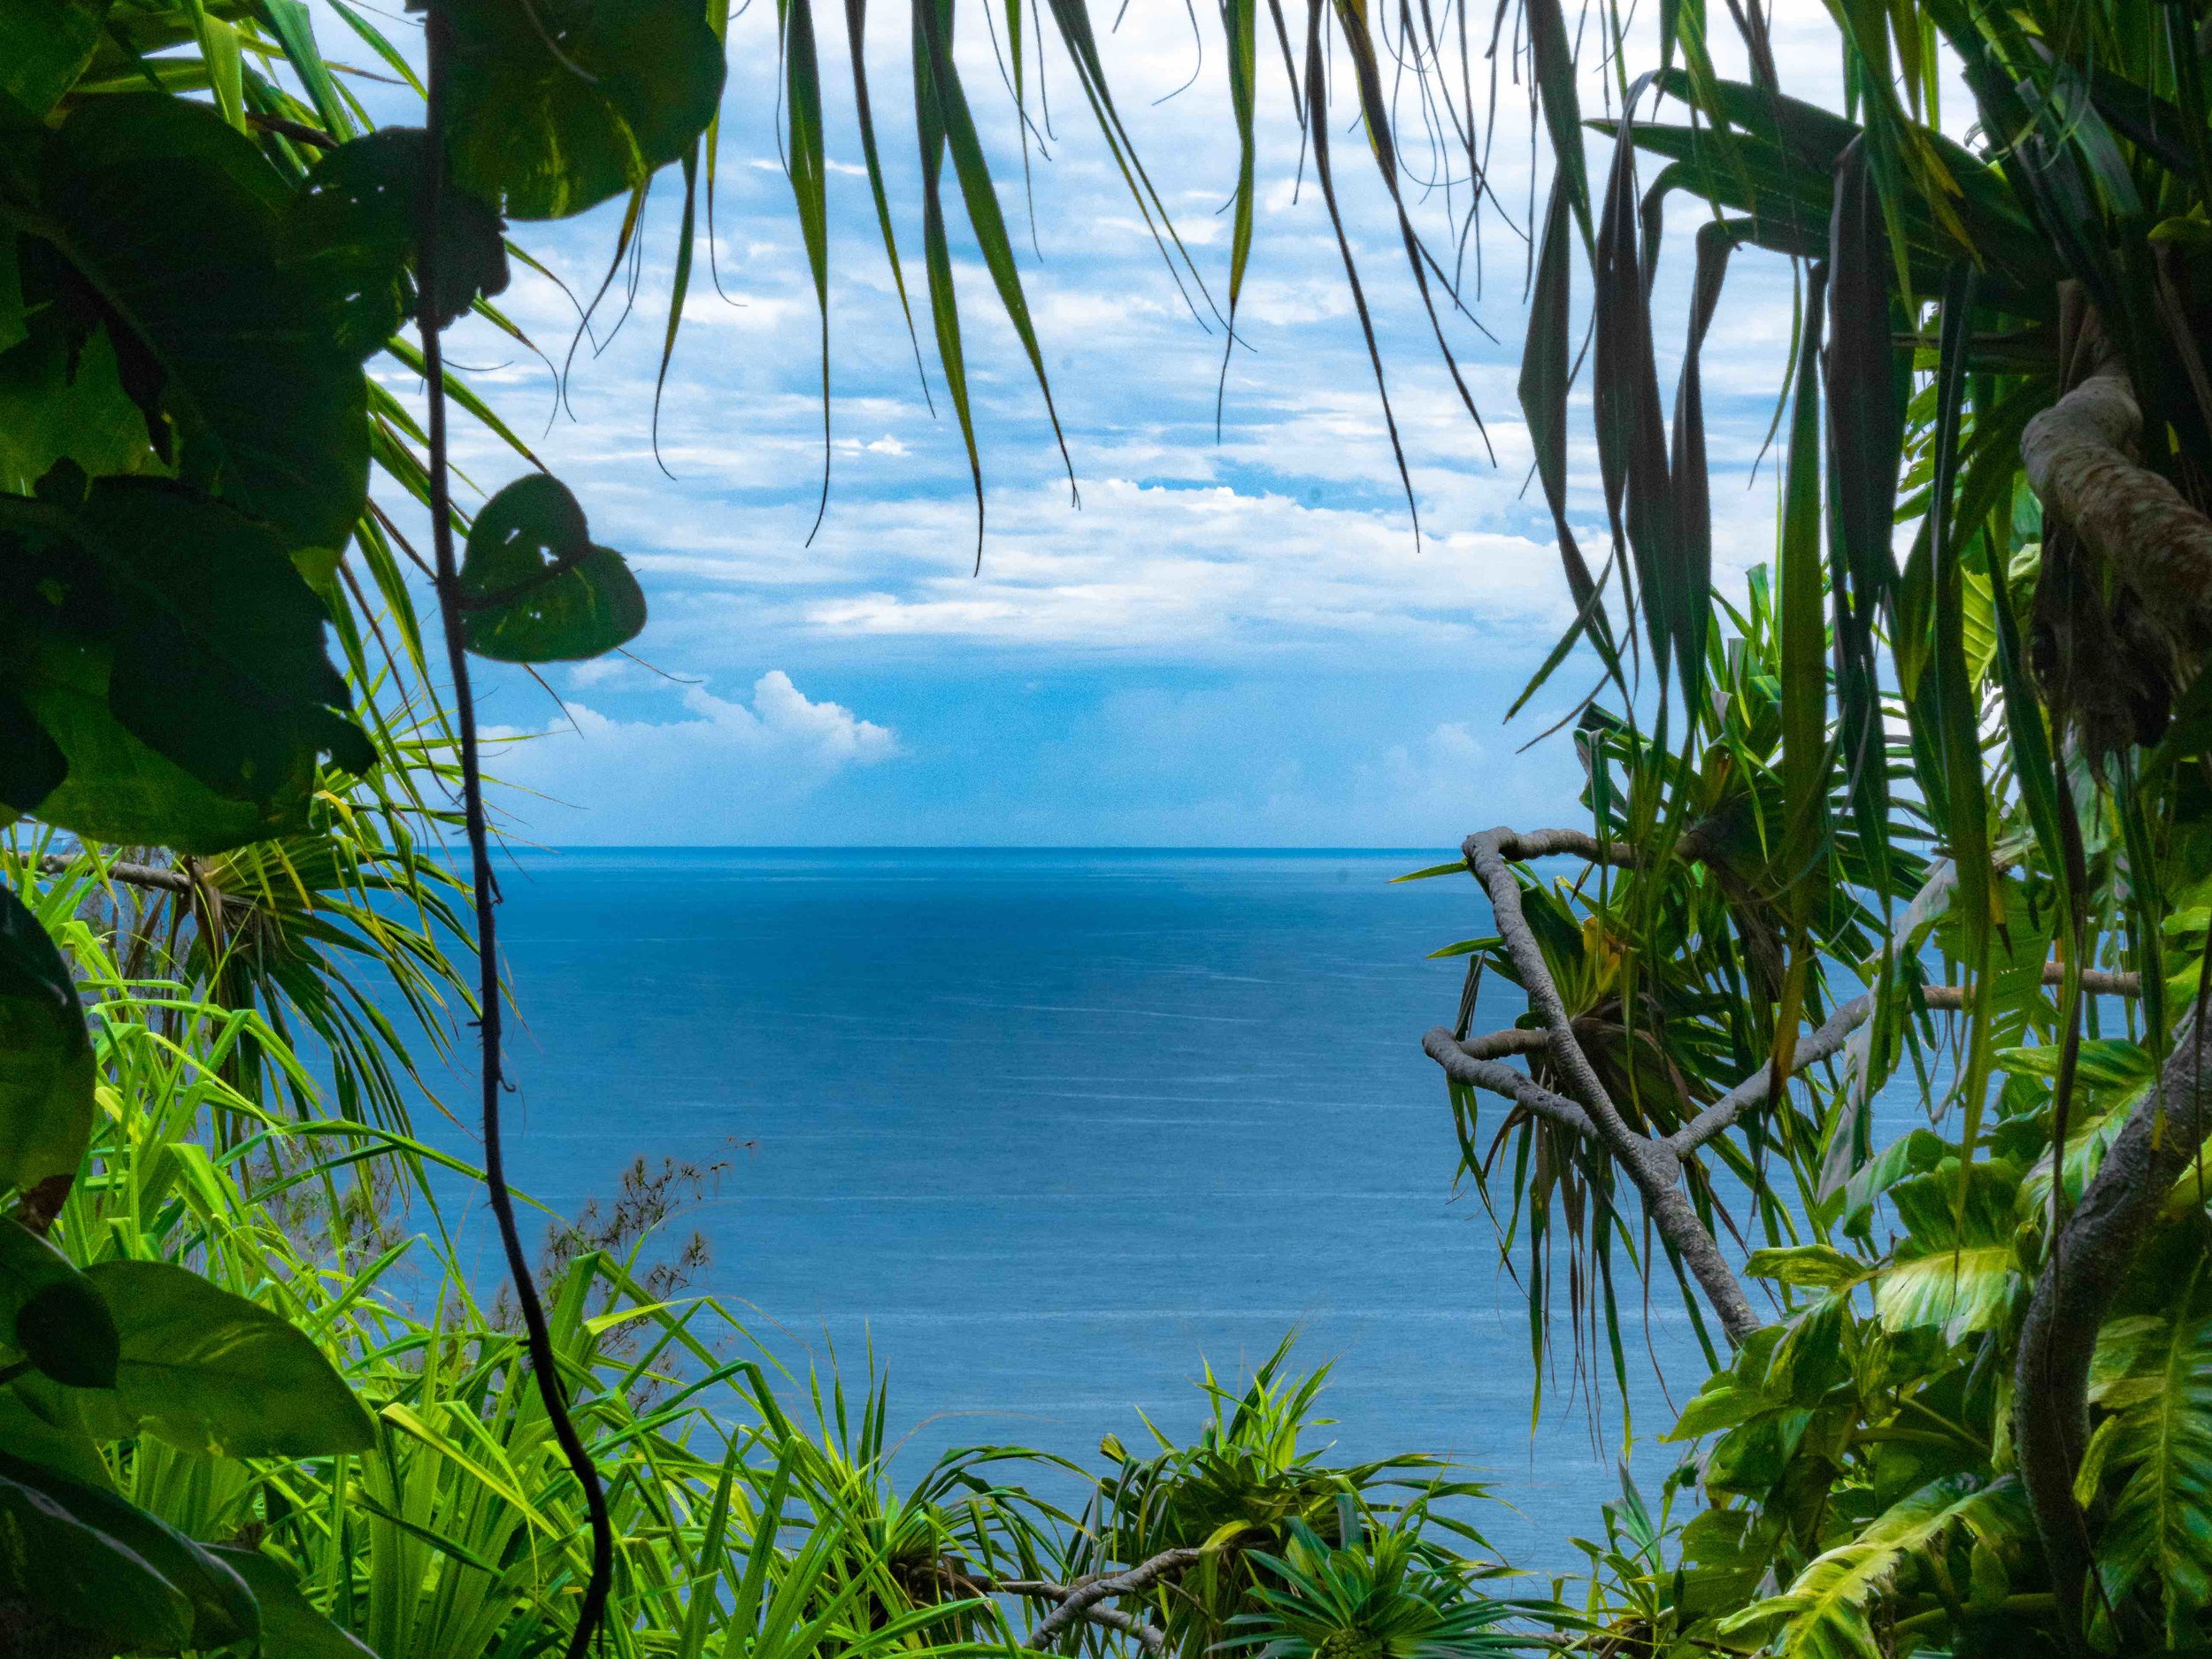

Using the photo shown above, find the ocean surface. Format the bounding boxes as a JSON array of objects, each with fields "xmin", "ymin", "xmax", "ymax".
[{"xmin": 442, "ymin": 849, "xmax": 1705, "ymax": 1574}]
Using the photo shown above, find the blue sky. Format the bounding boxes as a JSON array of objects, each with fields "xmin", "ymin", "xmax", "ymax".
[{"xmin": 355, "ymin": 0, "xmax": 1848, "ymax": 845}]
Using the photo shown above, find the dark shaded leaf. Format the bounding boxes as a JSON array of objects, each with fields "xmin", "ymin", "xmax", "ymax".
[
  {"xmin": 0, "ymin": 1448, "xmax": 257, "ymax": 1654},
  {"xmin": 0, "ymin": 0, "xmax": 108, "ymax": 118},
  {"xmin": 0, "ymin": 1215, "xmax": 115, "ymax": 1388},
  {"xmin": 30, "ymin": 95, "xmax": 370, "ymax": 551},
  {"xmin": 0, "ymin": 885, "xmax": 93, "ymax": 1194},
  {"xmin": 287, "ymin": 127, "xmax": 511, "ymax": 352},
  {"xmin": 206, "ymin": 1546, "xmax": 379, "ymax": 1659}
]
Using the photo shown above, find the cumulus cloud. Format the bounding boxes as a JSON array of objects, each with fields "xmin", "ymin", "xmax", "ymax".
[{"xmin": 485, "ymin": 672, "xmax": 896, "ymax": 840}]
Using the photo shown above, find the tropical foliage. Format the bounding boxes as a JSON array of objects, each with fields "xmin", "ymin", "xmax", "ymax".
[
  {"xmin": 19, "ymin": 0, "xmax": 2212, "ymax": 1654},
  {"xmin": 1410, "ymin": 0, "xmax": 2212, "ymax": 1654}
]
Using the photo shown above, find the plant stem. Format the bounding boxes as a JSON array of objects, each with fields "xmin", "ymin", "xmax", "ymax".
[{"xmin": 416, "ymin": 14, "xmax": 612, "ymax": 1656}]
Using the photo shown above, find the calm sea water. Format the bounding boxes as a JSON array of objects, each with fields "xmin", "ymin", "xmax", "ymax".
[{"xmin": 451, "ymin": 849, "xmax": 1702, "ymax": 1573}]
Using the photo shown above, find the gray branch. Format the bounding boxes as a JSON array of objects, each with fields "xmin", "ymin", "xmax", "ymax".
[
  {"xmin": 1459, "ymin": 828, "xmax": 1760, "ymax": 1344},
  {"xmin": 1021, "ymin": 1548, "xmax": 1203, "ymax": 1653},
  {"xmin": 1423, "ymin": 1028, "xmax": 1594, "ymax": 1136},
  {"xmin": 1429, "ymin": 830, "xmax": 2145, "ymax": 1348},
  {"xmin": 37, "ymin": 853, "xmax": 196, "ymax": 895}
]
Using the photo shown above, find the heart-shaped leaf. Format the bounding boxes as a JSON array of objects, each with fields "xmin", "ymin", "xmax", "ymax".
[
  {"xmin": 442, "ymin": 0, "xmax": 726, "ymax": 221},
  {"xmin": 0, "ymin": 1216, "xmax": 116, "ymax": 1388},
  {"xmin": 459, "ymin": 473, "xmax": 646, "ymax": 662},
  {"xmin": 75, "ymin": 1260, "xmax": 376, "ymax": 1458},
  {"xmin": 0, "ymin": 885, "xmax": 92, "ymax": 1194}
]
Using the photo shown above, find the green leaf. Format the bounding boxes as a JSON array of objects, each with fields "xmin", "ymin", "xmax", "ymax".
[
  {"xmin": 2083, "ymin": 1272, "xmax": 2212, "ymax": 1639},
  {"xmin": 0, "ymin": 1463, "xmax": 191, "ymax": 1652},
  {"xmin": 0, "ymin": 885, "xmax": 93, "ymax": 1194},
  {"xmin": 75, "ymin": 1260, "xmax": 376, "ymax": 1458},
  {"xmin": 0, "ymin": 1447, "xmax": 258, "ymax": 1654},
  {"xmin": 458, "ymin": 473, "xmax": 647, "ymax": 662},
  {"xmin": 0, "ymin": 1215, "xmax": 116, "ymax": 1388},
  {"xmin": 1876, "ymin": 1162, "xmax": 2021, "ymax": 1340},
  {"xmin": 0, "ymin": 319, "xmax": 165, "ymax": 498},
  {"xmin": 1745, "ymin": 1243, "xmax": 1869, "ymax": 1289},
  {"xmin": 0, "ymin": 480, "xmax": 375, "ymax": 849},
  {"xmin": 1721, "ymin": 1474, "xmax": 2011, "ymax": 1657},
  {"xmin": 0, "ymin": 686, "xmax": 65, "ymax": 817},
  {"xmin": 28, "ymin": 94, "xmax": 371, "ymax": 552},
  {"xmin": 206, "ymin": 1546, "xmax": 378, "ymax": 1659},
  {"xmin": 287, "ymin": 127, "xmax": 511, "ymax": 353},
  {"xmin": 442, "ymin": 0, "xmax": 727, "ymax": 221}
]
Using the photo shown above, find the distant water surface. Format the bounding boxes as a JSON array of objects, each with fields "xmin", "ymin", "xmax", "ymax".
[{"xmin": 458, "ymin": 849, "xmax": 1700, "ymax": 1572}]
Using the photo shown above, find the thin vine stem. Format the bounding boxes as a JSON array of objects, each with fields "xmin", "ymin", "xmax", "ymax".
[{"xmin": 417, "ymin": 12, "xmax": 614, "ymax": 1655}]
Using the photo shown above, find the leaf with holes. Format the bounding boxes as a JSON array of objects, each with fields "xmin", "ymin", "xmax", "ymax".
[
  {"xmin": 459, "ymin": 473, "xmax": 645, "ymax": 662},
  {"xmin": 286, "ymin": 126, "xmax": 511, "ymax": 353}
]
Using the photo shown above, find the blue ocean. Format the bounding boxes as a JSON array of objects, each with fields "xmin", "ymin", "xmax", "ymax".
[{"xmin": 465, "ymin": 849, "xmax": 1703, "ymax": 1573}]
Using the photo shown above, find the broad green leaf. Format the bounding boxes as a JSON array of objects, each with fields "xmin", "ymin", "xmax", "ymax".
[
  {"xmin": 1721, "ymin": 1474, "xmax": 2007, "ymax": 1656},
  {"xmin": 207, "ymin": 1545, "xmax": 378, "ymax": 1659},
  {"xmin": 0, "ymin": 885, "xmax": 93, "ymax": 1194},
  {"xmin": 1876, "ymin": 1162, "xmax": 2021, "ymax": 1340},
  {"xmin": 442, "ymin": 0, "xmax": 726, "ymax": 221},
  {"xmin": 0, "ymin": 321, "xmax": 165, "ymax": 496},
  {"xmin": 76, "ymin": 1260, "xmax": 377, "ymax": 1458},
  {"xmin": 1744, "ymin": 1243, "xmax": 1869, "ymax": 1289},
  {"xmin": 0, "ymin": 1463, "xmax": 192, "ymax": 1652},
  {"xmin": 458, "ymin": 473, "xmax": 647, "ymax": 662},
  {"xmin": 0, "ymin": 1375, "xmax": 111, "ymax": 1490},
  {"xmin": 28, "ymin": 95, "xmax": 371, "ymax": 552},
  {"xmin": 2083, "ymin": 1279, "xmax": 2212, "ymax": 1638},
  {"xmin": 0, "ymin": 1215, "xmax": 116, "ymax": 1387},
  {"xmin": 0, "ymin": 685, "xmax": 65, "ymax": 816},
  {"xmin": 0, "ymin": 480, "xmax": 374, "ymax": 849}
]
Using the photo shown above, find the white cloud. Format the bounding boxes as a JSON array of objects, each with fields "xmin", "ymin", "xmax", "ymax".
[{"xmin": 484, "ymin": 672, "xmax": 896, "ymax": 838}]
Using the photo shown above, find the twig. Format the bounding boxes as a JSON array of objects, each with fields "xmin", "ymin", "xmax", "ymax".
[{"xmin": 415, "ymin": 13, "xmax": 612, "ymax": 1658}]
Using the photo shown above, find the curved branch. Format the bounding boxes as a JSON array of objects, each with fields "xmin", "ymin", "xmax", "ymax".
[
  {"xmin": 1460, "ymin": 828, "xmax": 1760, "ymax": 1343},
  {"xmin": 1023, "ymin": 1548, "xmax": 1203, "ymax": 1652},
  {"xmin": 942, "ymin": 1570, "xmax": 1166, "ymax": 1651},
  {"xmin": 1660, "ymin": 966, "xmax": 2139, "ymax": 1158},
  {"xmin": 2024, "ymin": 334, "xmax": 2212, "ymax": 645},
  {"xmin": 1432, "ymin": 823, "xmax": 2146, "ymax": 1349},
  {"xmin": 1422, "ymin": 1027, "xmax": 1594, "ymax": 1136}
]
